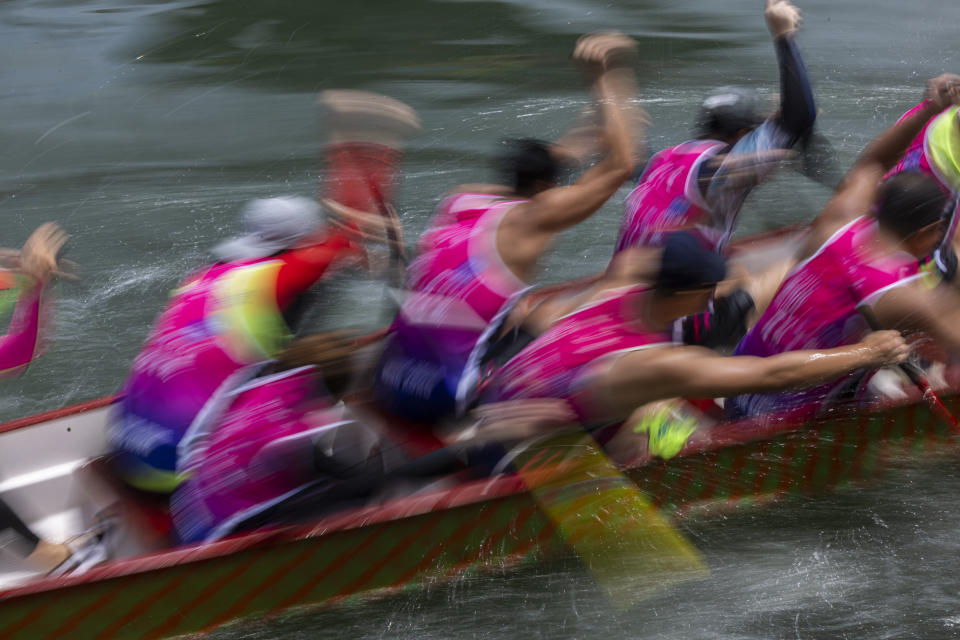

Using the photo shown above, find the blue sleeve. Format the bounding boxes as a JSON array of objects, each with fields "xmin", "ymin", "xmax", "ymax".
[
  {"xmin": 697, "ymin": 34, "xmax": 816, "ymax": 190},
  {"xmin": 774, "ymin": 34, "xmax": 816, "ymax": 145}
]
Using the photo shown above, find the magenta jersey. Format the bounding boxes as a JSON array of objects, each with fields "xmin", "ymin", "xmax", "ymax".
[
  {"xmin": 615, "ymin": 140, "xmax": 727, "ymax": 253},
  {"xmin": 729, "ymin": 217, "xmax": 921, "ymax": 417},
  {"xmin": 886, "ymin": 101, "xmax": 960, "ymax": 271},
  {"xmin": 111, "ymin": 256, "xmax": 290, "ymax": 492},
  {"xmin": 400, "ymin": 192, "xmax": 528, "ymax": 343},
  {"xmin": 376, "ymin": 193, "xmax": 530, "ymax": 420},
  {"xmin": 483, "ymin": 286, "xmax": 674, "ymax": 422},
  {"xmin": 0, "ymin": 279, "xmax": 43, "ymax": 378},
  {"xmin": 171, "ymin": 366, "xmax": 344, "ymax": 543},
  {"xmin": 886, "ymin": 101, "xmax": 944, "ymax": 186}
]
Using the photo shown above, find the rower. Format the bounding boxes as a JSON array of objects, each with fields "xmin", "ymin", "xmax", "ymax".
[
  {"xmin": 110, "ymin": 91, "xmax": 418, "ymax": 495},
  {"xmin": 728, "ymin": 76, "xmax": 960, "ymax": 418},
  {"xmin": 373, "ymin": 31, "xmax": 644, "ymax": 425},
  {"xmin": 614, "ymin": 0, "xmax": 815, "ymax": 350},
  {"xmin": 171, "ymin": 331, "xmax": 383, "ymax": 543},
  {"xmin": 0, "ymin": 223, "xmax": 67, "ymax": 378},
  {"xmin": 109, "ymin": 195, "xmax": 401, "ymax": 495},
  {"xmin": 0, "ymin": 223, "xmax": 106, "ymax": 575},
  {"xmin": 478, "ymin": 232, "xmax": 909, "ymax": 458},
  {"xmin": 883, "ymin": 73, "xmax": 960, "ymax": 284},
  {"xmin": 172, "ymin": 330, "xmax": 470, "ymax": 543}
]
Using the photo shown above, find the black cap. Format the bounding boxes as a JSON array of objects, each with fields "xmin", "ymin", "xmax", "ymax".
[{"xmin": 656, "ymin": 232, "xmax": 727, "ymax": 292}]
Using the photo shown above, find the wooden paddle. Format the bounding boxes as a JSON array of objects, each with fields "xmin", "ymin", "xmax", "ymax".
[
  {"xmin": 858, "ymin": 306, "xmax": 960, "ymax": 432},
  {"xmin": 470, "ymin": 420, "xmax": 709, "ymax": 609}
]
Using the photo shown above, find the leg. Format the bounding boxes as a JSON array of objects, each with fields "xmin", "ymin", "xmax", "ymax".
[{"xmin": 0, "ymin": 497, "xmax": 72, "ymax": 572}]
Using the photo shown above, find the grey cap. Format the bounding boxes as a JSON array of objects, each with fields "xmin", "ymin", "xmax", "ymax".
[
  {"xmin": 212, "ymin": 196, "xmax": 323, "ymax": 262},
  {"xmin": 696, "ymin": 86, "xmax": 765, "ymax": 138}
]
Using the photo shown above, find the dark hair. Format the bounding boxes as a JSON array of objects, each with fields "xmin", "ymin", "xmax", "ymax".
[
  {"xmin": 875, "ymin": 172, "xmax": 950, "ymax": 239},
  {"xmin": 498, "ymin": 138, "xmax": 560, "ymax": 196}
]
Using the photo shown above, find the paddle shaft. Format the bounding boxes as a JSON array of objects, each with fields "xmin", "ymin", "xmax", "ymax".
[{"xmin": 857, "ymin": 306, "xmax": 960, "ymax": 432}]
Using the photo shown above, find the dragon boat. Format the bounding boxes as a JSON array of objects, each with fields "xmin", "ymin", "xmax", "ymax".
[
  {"xmin": 0, "ymin": 226, "xmax": 957, "ymax": 639},
  {"xmin": 0, "ymin": 381, "xmax": 956, "ymax": 638}
]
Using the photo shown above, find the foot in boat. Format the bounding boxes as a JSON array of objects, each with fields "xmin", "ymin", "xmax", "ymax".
[{"xmin": 46, "ymin": 516, "xmax": 116, "ymax": 577}]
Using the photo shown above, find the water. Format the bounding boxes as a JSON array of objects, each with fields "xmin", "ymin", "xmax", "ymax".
[{"xmin": 3, "ymin": 0, "xmax": 960, "ymax": 636}]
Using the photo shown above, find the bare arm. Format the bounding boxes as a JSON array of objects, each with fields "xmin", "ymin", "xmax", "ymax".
[
  {"xmin": 595, "ymin": 331, "xmax": 908, "ymax": 419},
  {"xmin": 802, "ymin": 78, "xmax": 959, "ymax": 258},
  {"xmin": 525, "ymin": 69, "xmax": 641, "ymax": 234},
  {"xmin": 872, "ymin": 281, "xmax": 960, "ymax": 353},
  {"xmin": 501, "ymin": 33, "xmax": 643, "ymax": 265}
]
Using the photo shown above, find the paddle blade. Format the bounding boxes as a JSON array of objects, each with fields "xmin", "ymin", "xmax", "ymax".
[{"xmin": 515, "ymin": 432, "xmax": 709, "ymax": 609}]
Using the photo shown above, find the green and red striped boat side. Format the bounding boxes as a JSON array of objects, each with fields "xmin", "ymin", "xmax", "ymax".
[{"xmin": 0, "ymin": 386, "xmax": 956, "ymax": 638}]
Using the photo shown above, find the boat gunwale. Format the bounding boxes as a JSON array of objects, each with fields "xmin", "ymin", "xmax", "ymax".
[{"xmin": 0, "ymin": 380, "xmax": 951, "ymax": 602}]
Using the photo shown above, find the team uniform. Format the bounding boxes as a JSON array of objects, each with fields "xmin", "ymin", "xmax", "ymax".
[
  {"xmin": 727, "ymin": 217, "xmax": 921, "ymax": 418},
  {"xmin": 374, "ymin": 193, "xmax": 530, "ymax": 423},
  {"xmin": 483, "ymin": 286, "xmax": 673, "ymax": 425},
  {"xmin": 0, "ymin": 275, "xmax": 44, "ymax": 378},
  {"xmin": 110, "ymin": 233, "xmax": 358, "ymax": 493},
  {"xmin": 886, "ymin": 102, "xmax": 960, "ymax": 279},
  {"xmin": 615, "ymin": 37, "xmax": 816, "ymax": 256},
  {"xmin": 171, "ymin": 366, "xmax": 389, "ymax": 543}
]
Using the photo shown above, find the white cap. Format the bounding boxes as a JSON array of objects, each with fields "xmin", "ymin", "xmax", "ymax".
[{"xmin": 212, "ymin": 196, "xmax": 323, "ymax": 262}]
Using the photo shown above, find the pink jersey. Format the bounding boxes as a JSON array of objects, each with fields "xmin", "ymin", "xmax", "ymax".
[
  {"xmin": 112, "ymin": 256, "xmax": 295, "ymax": 493},
  {"xmin": 886, "ymin": 101, "xmax": 945, "ymax": 187},
  {"xmin": 886, "ymin": 102, "xmax": 960, "ymax": 265},
  {"xmin": 730, "ymin": 217, "xmax": 921, "ymax": 417},
  {"xmin": 484, "ymin": 286, "xmax": 673, "ymax": 421},
  {"xmin": 171, "ymin": 366, "xmax": 346, "ymax": 543},
  {"xmin": 616, "ymin": 140, "xmax": 728, "ymax": 253},
  {"xmin": 377, "ymin": 193, "xmax": 530, "ymax": 419},
  {"xmin": 0, "ymin": 278, "xmax": 43, "ymax": 378},
  {"xmin": 400, "ymin": 192, "xmax": 528, "ymax": 343}
]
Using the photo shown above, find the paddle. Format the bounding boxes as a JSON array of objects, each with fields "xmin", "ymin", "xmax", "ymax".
[
  {"xmin": 858, "ymin": 306, "xmax": 960, "ymax": 432},
  {"xmin": 454, "ymin": 408, "xmax": 709, "ymax": 609},
  {"xmin": 512, "ymin": 430, "xmax": 709, "ymax": 608}
]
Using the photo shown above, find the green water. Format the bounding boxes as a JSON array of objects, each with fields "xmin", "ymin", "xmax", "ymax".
[{"xmin": 3, "ymin": 0, "xmax": 960, "ymax": 637}]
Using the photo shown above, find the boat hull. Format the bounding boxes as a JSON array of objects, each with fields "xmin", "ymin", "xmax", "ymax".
[{"xmin": 0, "ymin": 388, "xmax": 956, "ymax": 638}]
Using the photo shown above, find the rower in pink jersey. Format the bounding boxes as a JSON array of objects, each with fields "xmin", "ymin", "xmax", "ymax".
[
  {"xmin": 0, "ymin": 223, "xmax": 68, "ymax": 377},
  {"xmin": 174, "ymin": 331, "xmax": 478, "ymax": 543},
  {"xmin": 476, "ymin": 233, "xmax": 909, "ymax": 454},
  {"xmin": 727, "ymin": 217, "xmax": 921, "ymax": 417},
  {"xmin": 618, "ymin": 140, "xmax": 728, "ymax": 251},
  {"xmin": 172, "ymin": 366, "xmax": 330, "ymax": 543},
  {"xmin": 0, "ymin": 223, "xmax": 109, "ymax": 576},
  {"xmin": 884, "ymin": 85, "xmax": 960, "ymax": 281},
  {"xmin": 729, "ymin": 76, "xmax": 960, "ymax": 418},
  {"xmin": 375, "ymin": 192, "xmax": 529, "ymax": 421},
  {"xmin": 374, "ymin": 32, "xmax": 644, "ymax": 424},
  {"xmin": 485, "ymin": 285, "xmax": 673, "ymax": 428},
  {"xmin": 170, "ymin": 365, "xmax": 396, "ymax": 543},
  {"xmin": 615, "ymin": 0, "xmax": 815, "ymax": 256},
  {"xmin": 111, "ymin": 197, "xmax": 365, "ymax": 494}
]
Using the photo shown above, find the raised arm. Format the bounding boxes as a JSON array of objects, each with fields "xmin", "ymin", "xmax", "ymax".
[
  {"xmin": 697, "ymin": 0, "xmax": 812, "ymax": 201},
  {"xmin": 801, "ymin": 76, "xmax": 960, "ymax": 258},
  {"xmin": 518, "ymin": 33, "xmax": 643, "ymax": 235},
  {"xmin": 0, "ymin": 223, "xmax": 67, "ymax": 378},
  {"xmin": 595, "ymin": 330, "xmax": 908, "ymax": 419},
  {"xmin": 767, "ymin": 0, "xmax": 815, "ymax": 143}
]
